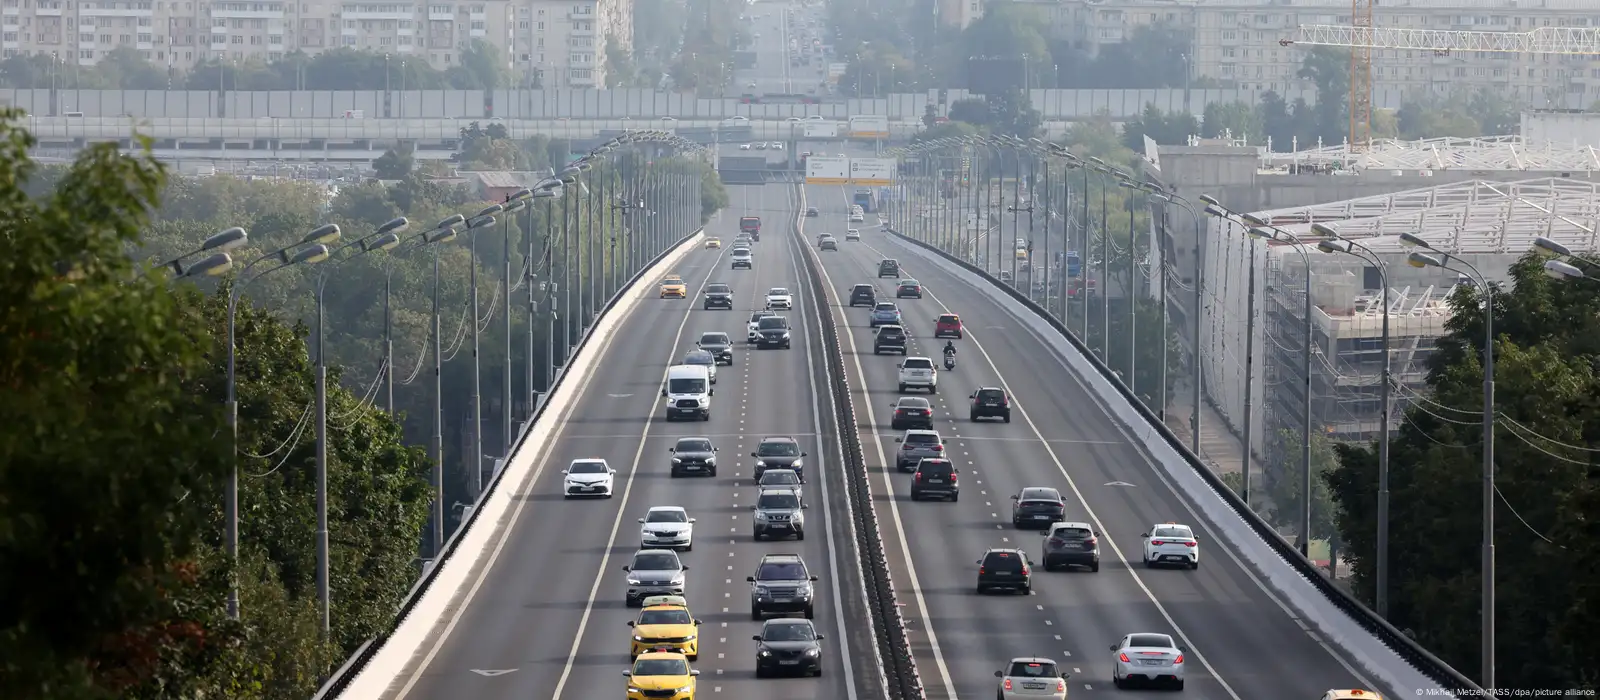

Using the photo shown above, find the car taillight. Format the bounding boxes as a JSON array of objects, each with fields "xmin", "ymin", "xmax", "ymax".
[
  {"xmin": 1049, "ymin": 537, "xmax": 1066, "ymax": 547},
  {"xmin": 1003, "ymin": 679, "xmax": 1012, "ymax": 691},
  {"xmin": 1057, "ymin": 680, "xmax": 1066, "ymax": 692},
  {"xmin": 932, "ymin": 444, "xmax": 943, "ymax": 452},
  {"xmin": 949, "ymin": 472, "xmax": 957, "ymax": 482},
  {"xmin": 1150, "ymin": 540, "xmax": 1164, "ymax": 546},
  {"xmin": 1020, "ymin": 566, "xmax": 1029, "ymax": 575},
  {"xmin": 1174, "ymin": 654, "xmax": 1184, "ymax": 664},
  {"xmin": 914, "ymin": 472, "xmax": 922, "ymax": 482},
  {"xmin": 903, "ymin": 443, "xmax": 915, "ymax": 450},
  {"xmin": 1119, "ymin": 653, "xmax": 1131, "ymax": 663},
  {"xmin": 978, "ymin": 566, "xmax": 986, "ymax": 575},
  {"xmin": 1085, "ymin": 537, "xmax": 1096, "ymax": 546},
  {"xmin": 1183, "ymin": 541, "xmax": 1196, "ymax": 547}
]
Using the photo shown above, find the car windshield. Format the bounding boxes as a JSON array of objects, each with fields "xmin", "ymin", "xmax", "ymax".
[
  {"xmin": 733, "ymin": 248, "xmax": 750, "ymax": 255},
  {"xmin": 1129, "ymin": 634, "xmax": 1173, "ymax": 649},
  {"xmin": 756, "ymin": 561, "xmax": 807, "ymax": 580},
  {"xmin": 757, "ymin": 318, "xmax": 787, "ymax": 330},
  {"xmin": 903, "ymin": 358, "xmax": 932, "ymax": 369},
  {"xmin": 706, "ymin": 284, "xmax": 731, "ymax": 294},
  {"xmin": 881, "ymin": 260, "xmax": 896, "ymax": 267},
  {"xmin": 1008, "ymin": 661, "xmax": 1058, "ymax": 677},
  {"xmin": 897, "ymin": 398, "xmax": 931, "ymax": 409},
  {"xmin": 915, "ymin": 461, "xmax": 953, "ymax": 476},
  {"xmin": 757, "ymin": 492, "xmax": 800, "ymax": 509},
  {"xmin": 768, "ymin": 288, "xmax": 789, "ymax": 296},
  {"xmin": 675, "ymin": 439, "xmax": 713, "ymax": 453},
  {"xmin": 1021, "ymin": 489, "xmax": 1060, "ymax": 502},
  {"xmin": 984, "ymin": 552, "xmax": 1024, "ymax": 571},
  {"xmin": 904, "ymin": 433, "xmax": 939, "ymax": 445},
  {"xmin": 684, "ymin": 352, "xmax": 713, "ymax": 365},
  {"xmin": 667, "ymin": 378, "xmax": 707, "ymax": 394},
  {"xmin": 900, "ymin": 279, "xmax": 918, "ymax": 286},
  {"xmin": 977, "ymin": 389, "xmax": 1004, "ymax": 400},
  {"xmin": 569, "ymin": 461, "xmax": 606, "ymax": 474},
  {"xmin": 763, "ymin": 623, "xmax": 816, "ymax": 641},
  {"xmin": 1054, "ymin": 527, "xmax": 1091, "ymax": 539},
  {"xmin": 874, "ymin": 303, "xmax": 896, "ymax": 311},
  {"xmin": 632, "ymin": 658, "xmax": 689, "ymax": 676},
  {"xmin": 646, "ymin": 509, "xmax": 689, "ymax": 523},
  {"xmin": 853, "ymin": 286, "xmax": 871, "ymax": 293},
  {"xmin": 878, "ymin": 327, "xmax": 903, "ymax": 336},
  {"xmin": 939, "ymin": 315, "xmax": 959, "ymax": 323},
  {"xmin": 758, "ymin": 441, "xmax": 800, "ymax": 456},
  {"xmin": 638, "ymin": 608, "xmax": 692, "ymax": 625},
  {"xmin": 761, "ymin": 471, "xmax": 800, "ymax": 485},
  {"xmin": 632, "ymin": 553, "xmax": 681, "ymax": 571},
  {"xmin": 699, "ymin": 333, "xmax": 728, "ymax": 345},
  {"xmin": 1152, "ymin": 527, "xmax": 1191, "ymax": 539}
]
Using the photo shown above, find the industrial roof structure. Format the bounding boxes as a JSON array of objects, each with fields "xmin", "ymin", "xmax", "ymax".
[
  {"xmin": 1244, "ymin": 177, "xmax": 1600, "ymax": 255},
  {"xmin": 1258, "ymin": 136, "xmax": 1600, "ymax": 173}
]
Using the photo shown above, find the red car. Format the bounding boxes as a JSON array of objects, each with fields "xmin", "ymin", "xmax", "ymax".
[{"xmin": 934, "ymin": 313, "xmax": 963, "ymax": 339}]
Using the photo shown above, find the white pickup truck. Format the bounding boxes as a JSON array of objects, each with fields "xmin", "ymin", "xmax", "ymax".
[{"xmin": 897, "ymin": 357, "xmax": 938, "ymax": 394}]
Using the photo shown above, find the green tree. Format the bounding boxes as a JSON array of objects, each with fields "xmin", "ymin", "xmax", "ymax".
[
  {"xmin": 373, "ymin": 144, "xmax": 416, "ymax": 180},
  {"xmin": 1396, "ymin": 87, "xmax": 1520, "ymax": 140},
  {"xmin": 1200, "ymin": 100, "xmax": 1265, "ymax": 143},
  {"xmin": 0, "ymin": 112, "xmax": 235, "ymax": 697},
  {"xmin": 1264, "ymin": 428, "xmax": 1339, "ymax": 546},
  {"xmin": 92, "ymin": 47, "xmax": 172, "ymax": 89},
  {"xmin": 448, "ymin": 39, "xmax": 509, "ymax": 89},
  {"xmin": 1059, "ymin": 23, "xmax": 1192, "ymax": 89},
  {"xmin": 1297, "ymin": 46, "xmax": 1351, "ymax": 145},
  {"xmin": 1122, "ymin": 104, "xmax": 1200, "ymax": 150},
  {"xmin": 1326, "ymin": 253, "xmax": 1600, "ymax": 690},
  {"xmin": 959, "ymin": 1, "xmax": 1052, "ymax": 84}
]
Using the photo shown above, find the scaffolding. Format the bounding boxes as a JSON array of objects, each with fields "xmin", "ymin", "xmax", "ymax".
[{"xmin": 1259, "ymin": 136, "xmax": 1600, "ymax": 173}]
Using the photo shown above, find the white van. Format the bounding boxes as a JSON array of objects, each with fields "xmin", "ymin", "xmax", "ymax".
[{"xmin": 662, "ymin": 364, "xmax": 713, "ymax": 421}]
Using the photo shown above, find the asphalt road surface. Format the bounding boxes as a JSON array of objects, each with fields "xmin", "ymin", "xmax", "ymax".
[{"xmin": 802, "ymin": 177, "xmax": 1385, "ymax": 700}]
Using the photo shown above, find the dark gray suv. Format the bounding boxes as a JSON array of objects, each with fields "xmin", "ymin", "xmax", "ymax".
[
  {"xmin": 748, "ymin": 553, "xmax": 818, "ymax": 619},
  {"xmin": 668, "ymin": 436, "xmax": 718, "ymax": 477},
  {"xmin": 752, "ymin": 436, "xmax": 806, "ymax": 480},
  {"xmin": 753, "ymin": 619, "xmax": 824, "ymax": 677}
]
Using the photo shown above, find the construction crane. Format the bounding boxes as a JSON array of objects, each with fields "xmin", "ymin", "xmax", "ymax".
[{"xmin": 1282, "ymin": 24, "xmax": 1600, "ymax": 150}]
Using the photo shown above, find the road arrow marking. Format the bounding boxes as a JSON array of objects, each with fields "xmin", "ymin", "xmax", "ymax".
[
  {"xmin": 1104, "ymin": 481, "xmax": 1137, "ymax": 487},
  {"xmin": 471, "ymin": 669, "xmax": 518, "ymax": 677},
  {"xmin": 607, "ymin": 393, "xmax": 633, "ymax": 398}
]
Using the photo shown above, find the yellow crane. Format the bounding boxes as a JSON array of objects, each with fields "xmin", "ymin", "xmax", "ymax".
[{"xmin": 1282, "ymin": 24, "xmax": 1600, "ymax": 151}]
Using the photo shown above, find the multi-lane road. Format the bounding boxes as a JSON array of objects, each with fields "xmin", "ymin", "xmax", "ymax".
[{"xmin": 801, "ymin": 174, "xmax": 1388, "ymax": 698}]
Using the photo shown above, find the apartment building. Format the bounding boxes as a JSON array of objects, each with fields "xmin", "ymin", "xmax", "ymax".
[
  {"xmin": 0, "ymin": 0, "xmax": 630, "ymax": 88},
  {"xmin": 1047, "ymin": 0, "xmax": 1600, "ymax": 105},
  {"xmin": 937, "ymin": 0, "xmax": 983, "ymax": 31}
]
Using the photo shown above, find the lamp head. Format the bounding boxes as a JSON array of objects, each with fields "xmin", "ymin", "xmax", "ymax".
[
  {"xmin": 1203, "ymin": 204, "xmax": 1228, "ymax": 218},
  {"xmin": 1532, "ymin": 236, "xmax": 1572, "ymax": 257},
  {"xmin": 427, "ymin": 226, "xmax": 459, "ymax": 244},
  {"xmin": 1398, "ymin": 232, "xmax": 1430, "ymax": 249},
  {"xmin": 510, "ymin": 188, "xmax": 534, "ymax": 201},
  {"xmin": 1240, "ymin": 213, "xmax": 1268, "ymax": 227},
  {"xmin": 291, "ymin": 244, "xmax": 331, "ymax": 265},
  {"xmin": 183, "ymin": 252, "xmax": 234, "ymax": 278},
  {"xmin": 503, "ymin": 199, "xmax": 527, "ymax": 213},
  {"xmin": 1198, "ymin": 194, "xmax": 1220, "ymax": 206},
  {"xmin": 467, "ymin": 214, "xmax": 497, "ymax": 229},
  {"xmin": 436, "ymin": 213, "xmax": 466, "ymax": 229},
  {"xmin": 364, "ymin": 232, "xmax": 402, "ymax": 252},
  {"xmin": 376, "ymin": 216, "xmax": 410, "ymax": 236},
  {"xmin": 1247, "ymin": 227, "xmax": 1276, "ymax": 241},
  {"xmin": 1544, "ymin": 259, "xmax": 1584, "ymax": 280},
  {"xmin": 301, "ymin": 223, "xmax": 342, "ymax": 245},
  {"xmin": 201, "ymin": 226, "xmax": 249, "ymax": 253},
  {"xmin": 476, "ymin": 203, "xmax": 505, "ymax": 217},
  {"xmin": 1309, "ymin": 222, "xmax": 1338, "ymax": 239},
  {"xmin": 1407, "ymin": 251, "xmax": 1443, "ymax": 269},
  {"xmin": 1316, "ymin": 239, "xmax": 1350, "ymax": 254}
]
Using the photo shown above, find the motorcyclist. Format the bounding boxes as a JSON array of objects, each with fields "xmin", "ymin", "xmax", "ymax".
[{"xmin": 942, "ymin": 341, "xmax": 957, "ymax": 357}]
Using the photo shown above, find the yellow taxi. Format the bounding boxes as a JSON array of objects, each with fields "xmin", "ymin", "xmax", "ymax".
[
  {"xmin": 704, "ymin": 237, "xmax": 722, "ymax": 249},
  {"xmin": 628, "ymin": 595, "xmax": 701, "ymax": 659},
  {"xmin": 660, "ymin": 275, "xmax": 687, "ymax": 299},
  {"xmin": 1321, "ymin": 691, "xmax": 1383, "ymax": 700},
  {"xmin": 623, "ymin": 649, "xmax": 698, "ymax": 700}
]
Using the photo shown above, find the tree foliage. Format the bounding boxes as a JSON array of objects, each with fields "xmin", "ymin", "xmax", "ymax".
[{"xmin": 1326, "ymin": 253, "xmax": 1600, "ymax": 689}]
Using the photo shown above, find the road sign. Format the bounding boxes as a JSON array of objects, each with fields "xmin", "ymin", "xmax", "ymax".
[
  {"xmin": 849, "ymin": 157, "xmax": 895, "ymax": 186},
  {"xmin": 805, "ymin": 155, "xmax": 850, "ymax": 185},
  {"xmin": 802, "ymin": 121, "xmax": 838, "ymax": 138},
  {"xmin": 847, "ymin": 114, "xmax": 889, "ymax": 139}
]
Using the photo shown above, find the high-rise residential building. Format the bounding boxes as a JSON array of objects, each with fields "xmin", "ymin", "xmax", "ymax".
[
  {"xmin": 1042, "ymin": 0, "xmax": 1600, "ymax": 104},
  {"xmin": 0, "ymin": 0, "xmax": 631, "ymax": 89}
]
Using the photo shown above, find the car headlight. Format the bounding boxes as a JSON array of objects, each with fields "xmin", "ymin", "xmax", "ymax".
[
  {"xmin": 759, "ymin": 650, "xmax": 771, "ymax": 657},
  {"xmin": 627, "ymin": 577, "xmax": 642, "ymax": 585},
  {"xmin": 670, "ymin": 575, "xmax": 685, "ymax": 585},
  {"xmin": 754, "ymin": 460, "xmax": 766, "ymax": 467},
  {"xmin": 791, "ymin": 459, "xmax": 803, "ymax": 469},
  {"xmin": 628, "ymin": 686, "xmax": 641, "ymax": 693},
  {"xmin": 683, "ymin": 633, "xmax": 697, "ymax": 641},
  {"xmin": 671, "ymin": 458, "xmax": 682, "ymax": 463},
  {"xmin": 805, "ymin": 648, "xmax": 821, "ymax": 656},
  {"xmin": 633, "ymin": 635, "xmax": 645, "ymax": 641}
]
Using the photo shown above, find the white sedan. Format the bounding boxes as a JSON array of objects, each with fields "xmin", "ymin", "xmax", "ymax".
[
  {"xmin": 1141, "ymin": 522, "xmax": 1200, "ymax": 569},
  {"xmin": 845, "ymin": 228, "xmax": 860, "ymax": 241},
  {"xmin": 739, "ymin": 143, "xmax": 752, "ymax": 150},
  {"xmin": 1110, "ymin": 633, "xmax": 1186, "ymax": 690},
  {"xmin": 563, "ymin": 458, "xmax": 615, "ymax": 498},
  {"xmin": 848, "ymin": 212, "xmax": 865, "ymax": 223},
  {"xmin": 993, "ymin": 657, "xmax": 1069, "ymax": 699},
  {"xmin": 639, "ymin": 506, "xmax": 696, "ymax": 551},
  {"xmin": 765, "ymin": 287, "xmax": 794, "ymax": 310}
]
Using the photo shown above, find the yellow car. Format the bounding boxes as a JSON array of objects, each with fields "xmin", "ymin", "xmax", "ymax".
[
  {"xmin": 704, "ymin": 238, "xmax": 722, "ymax": 249},
  {"xmin": 660, "ymin": 275, "xmax": 687, "ymax": 298},
  {"xmin": 629, "ymin": 596, "xmax": 701, "ymax": 659},
  {"xmin": 623, "ymin": 649, "xmax": 698, "ymax": 700}
]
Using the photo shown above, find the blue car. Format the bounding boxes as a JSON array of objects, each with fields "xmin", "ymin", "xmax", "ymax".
[{"xmin": 869, "ymin": 302, "xmax": 902, "ymax": 328}]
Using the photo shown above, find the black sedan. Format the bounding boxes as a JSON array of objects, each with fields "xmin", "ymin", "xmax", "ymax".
[
  {"xmin": 1011, "ymin": 487, "xmax": 1066, "ymax": 529},
  {"xmin": 753, "ymin": 619, "xmax": 824, "ymax": 677}
]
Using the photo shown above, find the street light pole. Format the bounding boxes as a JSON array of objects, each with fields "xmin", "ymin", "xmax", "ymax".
[
  {"xmin": 465, "ymin": 208, "xmax": 501, "ymax": 498},
  {"xmin": 426, "ymin": 214, "xmax": 464, "ymax": 556}
]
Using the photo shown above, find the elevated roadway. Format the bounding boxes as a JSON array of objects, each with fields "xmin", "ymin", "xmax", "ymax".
[
  {"xmin": 801, "ymin": 175, "xmax": 1386, "ymax": 698},
  {"xmin": 368, "ymin": 185, "xmax": 865, "ymax": 699}
]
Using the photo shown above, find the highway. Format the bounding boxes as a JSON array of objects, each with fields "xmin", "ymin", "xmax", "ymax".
[
  {"xmin": 375, "ymin": 182, "xmax": 861, "ymax": 699},
  {"xmin": 802, "ymin": 175, "xmax": 1385, "ymax": 699}
]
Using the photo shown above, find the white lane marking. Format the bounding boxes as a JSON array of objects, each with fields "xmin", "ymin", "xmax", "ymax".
[
  {"xmin": 785, "ymin": 183, "xmax": 860, "ymax": 700},
  {"xmin": 392, "ymin": 241, "xmax": 723, "ymax": 700},
  {"xmin": 548, "ymin": 244, "xmax": 730, "ymax": 700},
  {"xmin": 876, "ymin": 229, "xmax": 1380, "ymax": 688},
  {"xmin": 805, "ymin": 191, "xmax": 960, "ymax": 697},
  {"xmin": 850, "ymin": 233, "xmax": 1247, "ymax": 699}
]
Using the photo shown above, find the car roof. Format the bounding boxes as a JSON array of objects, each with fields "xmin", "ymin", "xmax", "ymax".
[
  {"xmin": 880, "ymin": 258, "xmax": 898, "ymax": 263},
  {"xmin": 983, "ymin": 547, "xmax": 1026, "ymax": 556},
  {"xmin": 641, "ymin": 594, "xmax": 689, "ymax": 607},
  {"xmin": 699, "ymin": 330, "xmax": 729, "ymax": 338},
  {"xmin": 902, "ymin": 356, "xmax": 932, "ymax": 362},
  {"xmin": 1151, "ymin": 522, "xmax": 1193, "ymax": 532},
  {"xmin": 635, "ymin": 649, "xmax": 690, "ymax": 661},
  {"xmin": 898, "ymin": 278, "xmax": 918, "ymax": 283},
  {"xmin": 758, "ymin": 435, "xmax": 798, "ymax": 443},
  {"xmin": 852, "ymin": 283, "xmax": 873, "ymax": 289},
  {"xmin": 571, "ymin": 458, "xmax": 608, "ymax": 466},
  {"xmin": 903, "ymin": 429, "xmax": 941, "ymax": 438},
  {"xmin": 874, "ymin": 302, "xmax": 896, "ymax": 308},
  {"xmin": 1007, "ymin": 656, "xmax": 1057, "ymax": 665},
  {"xmin": 763, "ymin": 617, "xmax": 814, "ymax": 627},
  {"xmin": 1051, "ymin": 521, "xmax": 1094, "ymax": 531},
  {"xmin": 684, "ymin": 349, "xmax": 714, "ymax": 360},
  {"xmin": 757, "ymin": 487, "xmax": 800, "ymax": 496},
  {"xmin": 647, "ymin": 505, "xmax": 688, "ymax": 513},
  {"xmin": 759, "ymin": 552, "xmax": 804, "ymax": 562},
  {"xmin": 876, "ymin": 324, "xmax": 903, "ymax": 330},
  {"xmin": 1020, "ymin": 487, "xmax": 1062, "ymax": 500},
  {"xmin": 976, "ymin": 386, "xmax": 1004, "ymax": 392},
  {"xmin": 759, "ymin": 468, "xmax": 799, "ymax": 477},
  {"xmin": 673, "ymin": 436, "xmax": 712, "ymax": 445},
  {"xmin": 915, "ymin": 458, "xmax": 953, "ymax": 469}
]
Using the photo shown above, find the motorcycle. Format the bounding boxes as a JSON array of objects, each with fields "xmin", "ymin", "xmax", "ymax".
[{"xmin": 943, "ymin": 354, "xmax": 956, "ymax": 371}]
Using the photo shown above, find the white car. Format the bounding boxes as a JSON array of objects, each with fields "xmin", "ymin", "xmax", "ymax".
[
  {"xmin": 994, "ymin": 657, "xmax": 1070, "ymax": 699},
  {"xmin": 786, "ymin": 116, "xmax": 802, "ymax": 122},
  {"xmin": 848, "ymin": 212, "xmax": 865, "ymax": 223},
  {"xmin": 896, "ymin": 357, "xmax": 938, "ymax": 394},
  {"xmin": 748, "ymin": 311, "xmax": 774, "ymax": 343},
  {"xmin": 771, "ymin": 142, "xmax": 784, "ymax": 150},
  {"xmin": 765, "ymin": 287, "xmax": 794, "ymax": 310},
  {"xmin": 563, "ymin": 458, "xmax": 615, "ymax": 498},
  {"xmin": 1141, "ymin": 522, "xmax": 1199, "ymax": 568},
  {"xmin": 739, "ymin": 143, "xmax": 752, "ymax": 150},
  {"xmin": 1110, "ymin": 633, "xmax": 1186, "ymax": 690},
  {"xmin": 845, "ymin": 228, "xmax": 860, "ymax": 241},
  {"xmin": 730, "ymin": 248, "xmax": 753, "ymax": 270},
  {"xmin": 639, "ymin": 506, "xmax": 696, "ymax": 551},
  {"xmin": 722, "ymin": 116, "xmax": 749, "ymax": 127},
  {"xmin": 806, "ymin": 115, "xmax": 825, "ymax": 121}
]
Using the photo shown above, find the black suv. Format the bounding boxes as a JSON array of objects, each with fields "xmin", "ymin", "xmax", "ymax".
[
  {"xmin": 909, "ymin": 458, "xmax": 958, "ymax": 501},
  {"xmin": 873, "ymin": 325, "xmax": 907, "ymax": 355},
  {"xmin": 878, "ymin": 259, "xmax": 900, "ymax": 277},
  {"xmin": 748, "ymin": 553, "xmax": 818, "ymax": 619},
  {"xmin": 668, "ymin": 436, "xmax": 718, "ymax": 477},
  {"xmin": 753, "ymin": 619, "xmax": 824, "ymax": 677},
  {"xmin": 889, "ymin": 397, "xmax": 934, "ymax": 430},
  {"xmin": 976, "ymin": 548, "xmax": 1033, "ymax": 595},
  {"xmin": 754, "ymin": 315, "xmax": 792, "ymax": 349},
  {"xmin": 752, "ymin": 436, "xmax": 806, "ymax": 480},
  {"xmin": 1041, "ymin": 521, "xmax": 1101, "ymax": 572},
  {"xmin": 848, "ymin": 284, "xmax": 876, "ymax": 307},
  {"xmin": 697, "ymin": 332, "xmax": 735, "ymax": 365},
  {"xmin": 1010, "ymin": 487, "xmax": 1066, "ymax": 529},
  {"xmin": 969, "ymin": 387, "xmax": 1011, "ymax": 422},
  {"xmin": 703, "ymin": 282, "xmax": 734, "ymax": 310}
]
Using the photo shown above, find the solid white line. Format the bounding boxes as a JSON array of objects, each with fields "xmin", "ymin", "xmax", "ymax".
[
  {"xmin": 784, "ymin": 183, "xmax": 859, "ymax": 700},
  {"xmin": 852, "ymin": 230, "xmax": 1245, "ymax": 699},
  {"xmin": 546, "ymin": 245, "xmax": 729, "ymax": 699},
  {"xmin": 808, "ymin": 186, "xmax": 961, "ymax": 698},
  {"xmin": 391, "ymin": 243, "xmax": 716, "ymax": 700}
]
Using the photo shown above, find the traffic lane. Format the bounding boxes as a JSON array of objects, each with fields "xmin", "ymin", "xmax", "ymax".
[
  {"xmin": 393, "ymin": 238, "xmax": 726, "ymax": 698},
  {"xmin": 556, "ymin": 193, "xmax": 848, "ymax": 699},
  {"xmin": 818, "ymin": 227, "xmax": 1213, "ymax": 698},
  {"xmin": 865, "ymin": 230, "xmax": 1374, "ymax": 696}
]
